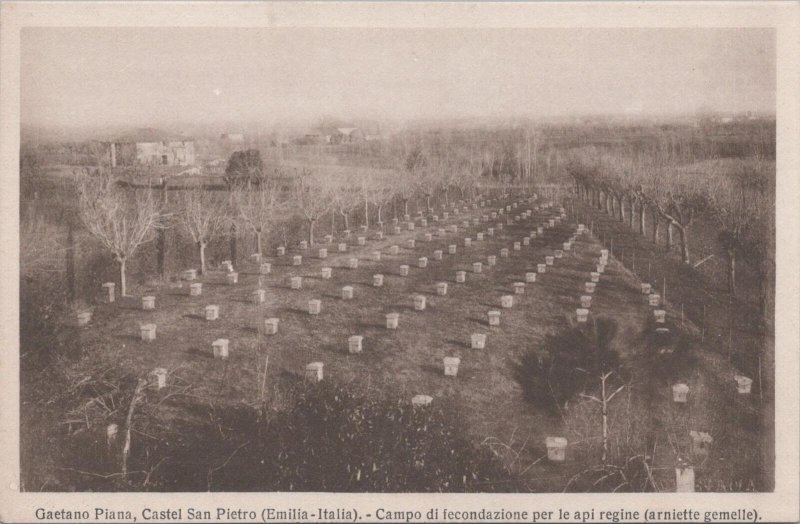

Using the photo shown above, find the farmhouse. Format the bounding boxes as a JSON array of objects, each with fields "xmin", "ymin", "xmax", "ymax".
[
  {"xmin": 302, "ymin": 127, "xmax": 365, "ymax": 145},
  {"xmin": 220, "ymin": 133, "xmax": 245, "ymax": 143},
  {"xmin": 330, "ymin": 127, "xmax": 364, "ymax": 144},
  {"xmin": 107, "ymin": 129, "xmax": 196, "ymax": 167}
]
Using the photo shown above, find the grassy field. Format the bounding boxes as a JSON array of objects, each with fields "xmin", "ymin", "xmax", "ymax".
[{"xmin": 21, "ymin": 190, "xmax": 767, "ymax": 492}]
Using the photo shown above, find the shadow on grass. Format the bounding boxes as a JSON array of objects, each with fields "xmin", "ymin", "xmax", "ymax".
[{"xmin": 185, "ymin": 346, "xmax": 212, "ymax": 359}]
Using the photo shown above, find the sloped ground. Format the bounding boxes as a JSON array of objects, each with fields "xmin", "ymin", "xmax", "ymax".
[{"xmin": 23, "ymin": 191, "xmax": 767, "ymax": 492}]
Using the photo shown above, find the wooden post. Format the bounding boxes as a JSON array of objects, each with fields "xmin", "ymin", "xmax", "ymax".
[
  {"xmin": 122, "ymin": 378, "xmax": 147, "ymax": 476},
  {"xmin": 66, "ymin": 223, "xmax": 76, "ymax": 302},
  {"xmin": 701, "ymin": 304, "xmax": 706, "ymax": 342}
]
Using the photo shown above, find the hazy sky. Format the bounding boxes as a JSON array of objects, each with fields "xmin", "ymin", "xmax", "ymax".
[{"xmin": 21, "ymin": 27, "xmax": 775, "ymax": 128}]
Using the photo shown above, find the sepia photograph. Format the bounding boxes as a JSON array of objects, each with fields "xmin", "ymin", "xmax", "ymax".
[{"xmin": 2, "ymin": 2, "xmax": 799, "ymax": 522}]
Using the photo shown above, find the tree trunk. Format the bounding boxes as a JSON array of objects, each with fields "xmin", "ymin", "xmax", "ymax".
[
  {"xmin": 666, "ymin": 221, "xmax": 674, "ymax": 252},
  {"xmin": 638, "ymin": 203, "xmax": 646, "ymax": 235},
  {"xmin": 229, "ymin": 224, "xmax": 237, "ymax": 265},
  {"xmin": 119, "ymin": 257, "xmax": 127, "ymax": 297},
  {"xmin": 651, "ymin": 211, "xmax": 659, "ymax": 244},
  {"xmin": 66, "ymin": 224, "xmax": 76, "ymax": 301},
  {"xmin": 426, "ymin": 194, "xmax": 431, "ymax": 213},
  {"xmin": 330, "ymin": 211, "xmax": 336, "ymax": 235},
  {"xmin": 629, "ymin": 199, "xmax": 636, "ymax": 230},
  {"xmin": 443, "ymin": 189, "xmax": 449, "ymax": 207},
  {"xmin": 157, "ymin": 227, "xmax": 166, "ymax": 277},
  {"xmin": 728, "ymin": 247, "xmax": 737, "ymax": 296},
  {"xmin": 364, "ymin": 198, "xmax": 369, "ymax": 228},
  {"xmin": 620, "ymin": 197, "xmax": 626, "ymax": 222},
  {"xmin": 605, "ymin": 193, "xmax": 612, "ymax": 215},
  {"xmin": 601, "ymin": 376, "xmax": 608, "ymax": 465},
  {"xmin": 340, "ymin": 211, "xmax": 349, "ymax": 231},
  {"xmin": 256, "ymin": 230, "xmax": 263, "ymax": 257},
  {"xmin": 403, "ymin": 199, "xmax": 409, "ymax": 216},
  {"xmin": 377, "ymin": 205, "xmax": 383, "ymax": 225},
  {"xmin": 676, "ymin": 224, "xmax": 690, "ymax": 264},
  {"xmin": 308, "ymin": 219, "xmax": 315, "ymax": 245},
  {"xmin": 199, "ymin": 241, "xmax": 207, "ymax": 274}
]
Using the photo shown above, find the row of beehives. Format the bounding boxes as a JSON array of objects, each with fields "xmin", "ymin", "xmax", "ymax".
[
  {"xmin": 80, "ymin": 193, "xmax": 550, "ymax": 359},
  {"xmin": 573, "ymin": 219, "xmax": 756, "ymax": 492}
]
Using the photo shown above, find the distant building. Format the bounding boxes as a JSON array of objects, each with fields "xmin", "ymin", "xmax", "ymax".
[
  {"xmin": 301, "ymin": 127, "xmax": 364, "ymax": 145},
  {"xmin": 220, "ymin": 133, "xmax": 245, "ymax": 143},
  {"xmin": 107, "ymin": 129, "xmax": 195, "ymax": 167},
  {"xmin": 330, "ymin": 127, "xmax": 364, "ymax": 144}
]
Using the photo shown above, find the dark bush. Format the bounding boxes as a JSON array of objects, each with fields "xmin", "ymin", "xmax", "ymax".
[
  {"xmin": 515, "ymin": 318, "xmax": 624, "ymax": 415},
  {"xmin": 52, "ymin": 378, "xmax": 518, "ymax": 492}
]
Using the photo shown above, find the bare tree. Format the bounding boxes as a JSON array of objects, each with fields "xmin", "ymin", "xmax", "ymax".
[
  {"xmin": 294, "ymin": 170, "xmax": 332, "ymax": 245},
  {"xmin": 176, "ymin": 188, "xmax": 230, "ymax": 274},
  {"xmin": 76, "ymin": 169, "xmax": 161, "ymax": 296},
  {"xmin": 707, "ymin": 160, "xmax": 774, "ymax": 296},
  {"xmin": 233, "ymin": 179, "xmax": 285, "ymax": 258}
]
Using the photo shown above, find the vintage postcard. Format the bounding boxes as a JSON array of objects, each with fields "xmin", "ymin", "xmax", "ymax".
[{"xmin": 1, "ymin": 2, "xmax": 798, "ymax": 523}]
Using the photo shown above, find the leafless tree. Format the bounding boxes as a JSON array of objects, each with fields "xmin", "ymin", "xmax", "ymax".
[
  {"xmin": 176, "ymin": 188, "xmax": 230, "ymax": 274},
  {"xmin": 233, "ymin": 179, "xmax": 286, "ymax": 258},
  {"xmin": 76, "ymin": 169, "xmax": 162, "ymax": 296},
  {"xmin": 293, "ymin": 170, "xmax": 333, "ymax": 245}
]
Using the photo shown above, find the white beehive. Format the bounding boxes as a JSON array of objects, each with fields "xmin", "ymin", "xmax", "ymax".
[
  {"xmin": 576, "ymin": 308, "xmax": 589, "ymax": 323},
  {"xmin": 142, "ymin": 296, "xmax": 156, "ymax": 310},
  {"xmin": 525, "ymin": 272, "xmax": 537, "ymax": 283},
  {"xmin": 308, "ymin": 299, "xmax": 322, "ymax": 315},
  {"xmin": 455, "ymin": 270, "xmax": 466, "ymax": 283},
  {"xmin": 672, "ymin": 383, "xmax": 689, "ymax": 403},
  {"xmin": 212, "ymin": 339, "xmax": 229, "ymax": 359},
  {"xmin": 102, "ymin": 282, "xmax": 115, "ymax": 303},
  {"xmin": 290, "ymin": 276, "xmax": 302, "ymax": 289},
  {"xmin": 414, "ymin": 295, "xmax": 426, "ymax": 311},
  {"xmin": 263, "ymin": 318, "xmax": 279, "ymax": 335},
  {"xmin": 140, "ymin": 323, "xmax": 156, "ymax": 342},
  {"xmin": 471, "ymin": 333, "xmax": 486, "ymax": 350},
  {"xmin": 373, "ymin": 274, "xmax": 384, "ymax": 287},
  {"xmin": 348, "ymin": 335, "xmax": 363, "ymax": 354},
  {"xmin": 385, "ymin": 312, "xmax": 399, "ymax": 329},
  {"xmin": 205, "ymin": 305, "xmax": 219, "ymax": 321},
  {"xmin": 443, "ymin": 357, "xmax": 461, "ymax": 377},
  {"xmin": 545, "ymin": 437, "xmax": 567, "ymax": 462},
  {"xmin": 735, "ymin": 374, "xmax": 753, "ymax": 394},
  {"xmin": 260, "ymin": 263, "xmax": 272, "ymax": 275},
  {"xmin": 305, "ymin": 362, "xmax": 324, "ymax": 382}
]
